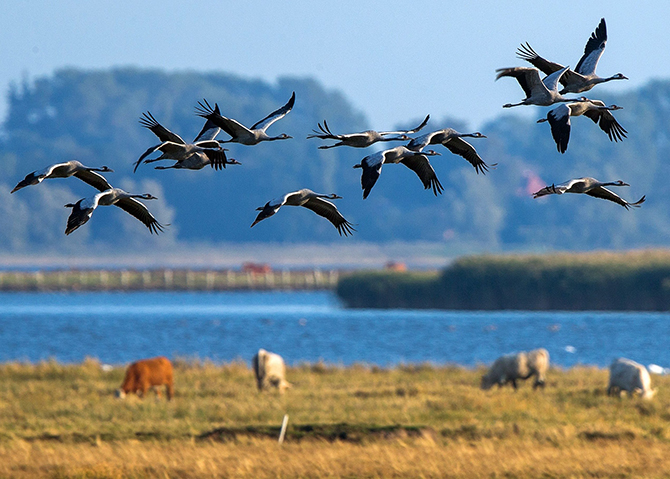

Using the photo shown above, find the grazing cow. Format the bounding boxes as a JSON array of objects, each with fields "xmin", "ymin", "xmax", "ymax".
[
  {"xmin": 481, "ymin": 348, "xmax": 550, "ymax": 390},
  {"xmin": 252, "ymin": 348, "xmax": 291, "ymax": 393},
  {"xmin": 608, "ymin": 358, "xmax": 655, "ymax": 399},
  {"xmin": 116, "ymin": 356, "xmax": 174, "ymax": 400}
]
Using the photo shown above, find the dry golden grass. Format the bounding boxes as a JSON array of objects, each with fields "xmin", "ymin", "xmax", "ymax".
[
  {"xmin": 4, "ymin": 438, "xmax": 670, "ymax": 478},
  {"xmin": 2, "ymin": 359, "xmax": 670, "ymax": 477}
]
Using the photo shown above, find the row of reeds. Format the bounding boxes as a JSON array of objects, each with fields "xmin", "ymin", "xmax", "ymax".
[
  {"xmin": 0, "ymin": 268, "xmax": 341, "ymax": 291},
  {"xmin": 337, "ymin": 249, "xmax": 670, "ymax": 310}
]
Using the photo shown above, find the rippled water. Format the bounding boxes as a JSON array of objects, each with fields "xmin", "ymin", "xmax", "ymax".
[{"xmin": 0, "ymin": 291, "xmax": 668, "ymax": 368}]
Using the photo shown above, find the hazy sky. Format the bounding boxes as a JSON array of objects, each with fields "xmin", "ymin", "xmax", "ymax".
[{"xmin": 0, "ymin": 1, "xmax": 666, "ymax": 129}]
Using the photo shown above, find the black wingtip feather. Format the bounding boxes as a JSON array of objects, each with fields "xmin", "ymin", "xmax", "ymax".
[
  {"xmin": 337, "ymin": 221, "xmax": 356, "ymax": 237},
  {"xmin": 195, "ymin": 99, "xmax": 216, "ymax": 118}
]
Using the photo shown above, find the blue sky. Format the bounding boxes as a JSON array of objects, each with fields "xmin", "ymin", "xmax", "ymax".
[{"xmin": 0, "ymin": 1, "xmax": 665, "ymax": 130}]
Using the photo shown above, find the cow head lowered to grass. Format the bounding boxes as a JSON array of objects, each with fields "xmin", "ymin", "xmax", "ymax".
[{"xmin": 115, "ymin": 356, "xmax": 174, "ymax": 400}]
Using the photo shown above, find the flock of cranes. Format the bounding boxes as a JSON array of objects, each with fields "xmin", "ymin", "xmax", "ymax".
[
  {"xmin": 10, "ymin": 17, "xmax": 643, "ymax": 238},
  {"xmin": 498, "ymin": 17, "xmax": 642, "ymax": 208},
  {"xmin": 132, "ymin": 110, "xmax": 236, "ymax": 172}
]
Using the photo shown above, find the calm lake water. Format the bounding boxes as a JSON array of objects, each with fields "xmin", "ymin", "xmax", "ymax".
[{"xmin": 0, "ymin": 291, "xmax": 668, "ymax": 368}]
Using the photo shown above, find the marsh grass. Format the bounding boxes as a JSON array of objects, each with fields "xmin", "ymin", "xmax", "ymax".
[
  {"xmin": 3, "ymin": 359, "xmax": 670, "ymax": 477},
  {"xmin": 338, "ymin": 249, "xmax": 670, "ymax": 310}
]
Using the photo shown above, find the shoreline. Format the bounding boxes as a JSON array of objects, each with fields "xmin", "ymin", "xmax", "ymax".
[
  {"xmin": 0, "ymin": 267, "xmax": 348, "ymax": 292},
  {"xmin": 337, "ymin": 250, "xmax": 670, "ymax": 311}
]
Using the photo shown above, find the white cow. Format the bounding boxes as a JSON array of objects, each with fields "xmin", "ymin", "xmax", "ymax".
[
  {"xmin": 252, "ymin": 348, "xmax": 291, "ymax": 393},
  {"xmin": 481, "ymin": 348, "xmax": 549, "ymax": 390},
  {"xmin": 608, "ymin": 358, "xmax": 655, "ymax": 399}
]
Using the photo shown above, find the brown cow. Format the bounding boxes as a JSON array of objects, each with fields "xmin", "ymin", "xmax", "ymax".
[{"xmin": 115, "ymin": 356, "xmax": 174, "ymax": 400}]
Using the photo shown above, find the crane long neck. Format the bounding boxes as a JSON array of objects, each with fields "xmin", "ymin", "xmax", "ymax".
[
  {"xmin": 558, "ymin": 96, "xmax": 587, "ymax": 104},
  {"xmin": 127, "ymin": 194, "xmax": 152, "ymax": 200},
  {"xmin": 597, "ymin": 75, "xmax": 620, "ymax": 84}
]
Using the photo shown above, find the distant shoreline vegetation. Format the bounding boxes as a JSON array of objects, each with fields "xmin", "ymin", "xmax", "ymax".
[
  {"xmin": 5, "ymin": 250, "xmax": 670, "ymax": 309},
  {"xmin": 0, "ymin": 267, "xmax": 340, "ymax": 292},
  {"xmin": 336, "ymin": 249, "xmax": 670, "ymax": 311}
]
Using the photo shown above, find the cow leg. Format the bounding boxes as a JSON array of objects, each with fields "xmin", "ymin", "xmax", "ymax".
[
  {"xmin": 511, "ymin": 379, "xmax": 518, "ymax": 390},
  {"xmin": 166, "ymin": 383, "xmax": 174, "ymax": 400},
  {"xmin": 609, "ymin": 387, "xmax": 624, "ymax": 398}
]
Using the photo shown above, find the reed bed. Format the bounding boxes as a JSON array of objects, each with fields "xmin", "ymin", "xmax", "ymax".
[
  {"xmin": 338, "ymin": 248, "xmax": 670, "ymax": 310},
  {"xmin": 2, "ymin": 359, "xmax": 670, "ymax": 477}
]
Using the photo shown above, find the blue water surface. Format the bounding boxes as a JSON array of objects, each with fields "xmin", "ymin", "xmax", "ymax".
[{"xmin": 0, "ymin": 291, "xmax": 667, "ymax": 368}]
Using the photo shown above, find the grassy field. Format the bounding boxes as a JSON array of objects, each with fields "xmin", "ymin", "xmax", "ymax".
[{"xmin": 2, "ymin": 359, "xmax": 670, "ymax": 477}]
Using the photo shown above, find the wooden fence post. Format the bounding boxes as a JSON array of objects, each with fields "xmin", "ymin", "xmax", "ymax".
[{"xmin": 278, "ymin": 414, "xmax": 289, "ymax": 445}]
